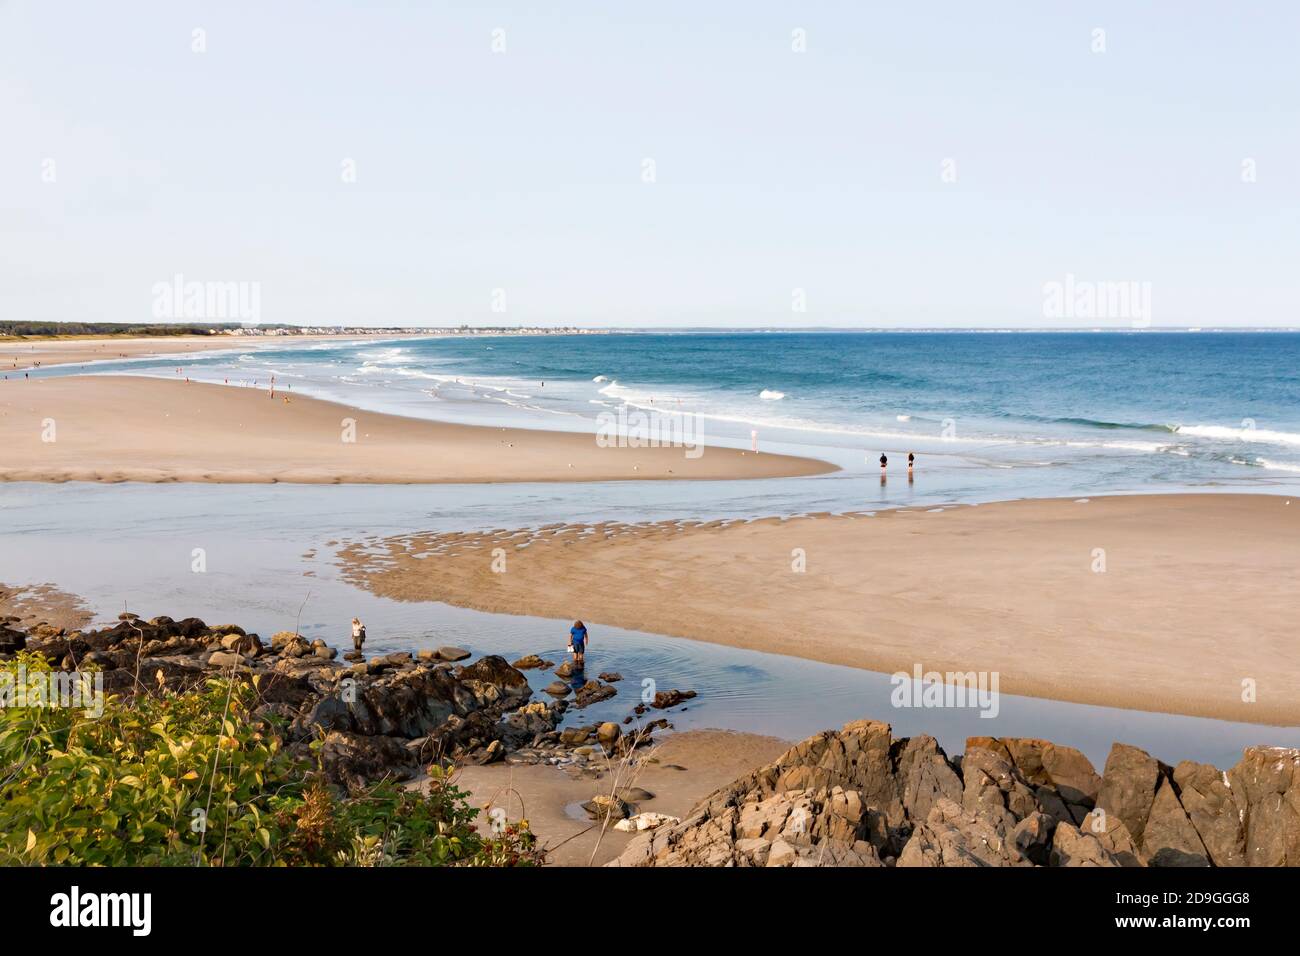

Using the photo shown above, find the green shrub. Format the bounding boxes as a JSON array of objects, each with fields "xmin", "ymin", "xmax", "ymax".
[{"xmin": 0, "ymin": 652, "xmax": 539, "ymax": 866}]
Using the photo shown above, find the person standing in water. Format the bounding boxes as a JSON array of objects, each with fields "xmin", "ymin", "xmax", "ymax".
[
  {"xmin": 351, "ymin": 617, "xmax": 366, "ymax": 654},
  {"xmin": 879, "ymin": 453, "xmax": 888, "ymax": 471},
  {"xmin": 908, "ymin": 452, "xmax": 915, "ymax": 472},
  {"xmin": 569, "ymin": 620, "xmax": 589, "ymax": 668}
]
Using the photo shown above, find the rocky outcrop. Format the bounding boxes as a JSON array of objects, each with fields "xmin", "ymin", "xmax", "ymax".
[
  {"xmin": 1173, "ymin": 760, "xmax": 1246, "ymax": 867},
  {"xmin": 3, "ymin": 613, "xmax": 556, "ymax": 788},
  {"xmin": 1096, "ymin": 742, "xmax": 1162, "ymax": 839},
  {"xmin": 5, "ymin": 613, "xmax": 687, "ymax": 790},
  {"xmin": 1141, "ymin": 778, "xmax": 1211, "ymax": 866},
  {"xmin": 609, "ymin": 720, "xmax": 1300, "ymax": 868},
  {"xmin": 1227, "ymin": 746, "xmax": 1300, "ymax": 866}
]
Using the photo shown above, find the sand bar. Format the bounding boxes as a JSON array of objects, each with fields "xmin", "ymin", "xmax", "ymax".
[
  {"xmin": 0, "ymin": 375, "xmax": 836, "ymax": 483},
  {"xmin": 338, "ymin": 494, "xmax": 1300, "ymax": 725}
]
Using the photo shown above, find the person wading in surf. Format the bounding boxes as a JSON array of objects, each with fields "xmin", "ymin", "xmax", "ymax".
[{"xmin": 569, "ymin": 620, "xmax": 589, "ymax": 668}]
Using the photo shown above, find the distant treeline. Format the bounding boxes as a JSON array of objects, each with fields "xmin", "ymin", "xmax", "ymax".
[{"xmin": 0, "ymin": 321, "xmax": 243, "ymax": 338}]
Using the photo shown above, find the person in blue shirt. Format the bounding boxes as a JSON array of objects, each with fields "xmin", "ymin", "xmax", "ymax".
[{"xmin": 569, "ymin": 620, "xmax": 589, "ymax": 667}]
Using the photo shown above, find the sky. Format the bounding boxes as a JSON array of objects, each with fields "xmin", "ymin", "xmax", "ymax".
[{"xmin": 2, "ymin": 1, "xmax": 1298, "ymax": 329}]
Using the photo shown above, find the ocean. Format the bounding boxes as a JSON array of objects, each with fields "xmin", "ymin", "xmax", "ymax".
[{"xmin": 34, "ymin": 330, "xmax": 1300, "ymax": 506}]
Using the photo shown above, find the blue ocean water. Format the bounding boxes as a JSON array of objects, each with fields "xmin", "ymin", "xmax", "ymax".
[{"xmin": 43, "ymin": 330, "xmax": 1300, "ymax": 503}]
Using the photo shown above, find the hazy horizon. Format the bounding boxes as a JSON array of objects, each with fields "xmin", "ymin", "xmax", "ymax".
[{"xmin": 4, "ymin": 2, "xmax": 1298, "ymax": 329}]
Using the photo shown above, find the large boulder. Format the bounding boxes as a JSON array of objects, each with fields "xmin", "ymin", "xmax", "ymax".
[
  {"xmin": 207, "ymin": 650, "xmax": 246, "ymax": 669},
  {"xmin": 455, "ymin": 655, "xmax": 529, "ymax": 695},
  {"xmin": 1011, "ymin": 811, "xmax": 1057, "ymax": 866},
  {"xmin": 902, "ymin": 751, "xmax": 964, "ymax": 824},
  {"xmin": 0, "ymin": 626, "xmax": 26, "ymax": 654},
  {"xmin": 970, "ymin": 737, "xmax": 1101, "ymax": 820},
  {"xmin": 1096, "ymin": 743, "xmax": 1162, "ymax": 844},
  {"xmin": 959, "ymin": 746, "xmax": 1028, "ymax": 834},
  {"xmin": 1227, "ymin": 746, "xmax": 1300, "ymax": 866},
  {"xmin": 220, "ymin": 631, "xmax": 264, "ymax": 657},
  {"xmin": 319, "ymin": 731, "xmax": 413, "ymax": 788},
  {"xmin": 1077, "ymin": 808, "xmax": 1143, "ymax": 866},
  {"xmin": 1049, "ymin": 823, "xmax": 1123, "ymax": 867},
  {"xmin": 897, "ymin": 798, "xmax": 1031, "ymax": 867},
  {"xmin": 1172, "ymin": 760, "xmax": 1246, "ymax": 867},
  {"xmin": 495, "ymin": 701, "xmax": 562, "ymax": 749},
  {"xmin": 1140, "ymin": 779, "xmax": 1211, "ymax": 867}
]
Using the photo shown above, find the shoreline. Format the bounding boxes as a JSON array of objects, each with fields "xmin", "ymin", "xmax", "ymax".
[
  {"xmin": 0, "ymin": 375, "xmax": 837, "ymax": 484},
  {"xmin": 1, "ymin": 332, "xmax": 378, "ymax": 372},
  {"xmin": 336, "ymin": 493, "xmax": 1300, "ymax": 726}
]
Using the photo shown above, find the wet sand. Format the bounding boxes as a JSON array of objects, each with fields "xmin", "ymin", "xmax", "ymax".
[
  {"xmin": 338, "ymin": 493, "xmax": 1300, "ymax": 726},
  {"xmin": 0, "ymin": 376, "xmax": 836, "ymax": 484},
  {"xmin": 438, "ymin": 729, "xmax": 789, "ymax": 866},
  {"xmin": 0, "ymin": 581, "xmax": 93, "ymax": 632}
]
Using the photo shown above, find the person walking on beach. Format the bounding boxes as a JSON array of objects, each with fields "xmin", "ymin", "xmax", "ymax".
[
  {"xmin": 351, "ymin": 617, "xmax": 366, "ymax": 654},
  {"xmin": 569, "ymin": 620, "xmax": 589, "ymax": 668},
  {"xmin": 879, "ymin": 453, "xmax": 888, "ymax": 471},
  {"xmin": 908, "ymin": 452, "xmax": 915, "ymax": 472}
]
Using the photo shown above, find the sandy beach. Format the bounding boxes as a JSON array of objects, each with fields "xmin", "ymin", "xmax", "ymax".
[
  {"xmin": 432, "ymin": 729, "xmax": 789, "ymax": 866},
  {"xmin": 0, "ymin": 375, "xmax": 836, "ymax": 484},
  {"xmin": 338, "ymin": 493, "xmax": 1300, "ymax": 726},
  {"xmin": 1, "ymin": 333, "xmax": 363, "ymax": 372}
]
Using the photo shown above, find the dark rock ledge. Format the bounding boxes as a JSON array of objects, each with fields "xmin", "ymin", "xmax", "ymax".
[{"xmin": 0, "ymin": 613, "xmax": 673, "ymax": 789}]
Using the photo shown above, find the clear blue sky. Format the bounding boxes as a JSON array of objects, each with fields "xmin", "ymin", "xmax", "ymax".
[{"xmin": 3, "ymin": 1, "xmax": 1297, "ymax": 328}]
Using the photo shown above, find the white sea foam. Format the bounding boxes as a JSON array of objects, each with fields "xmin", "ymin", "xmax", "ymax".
[
  {"xmin": 1175, "ymin": 424, "xmax": 1300, "ymax": 447},
  {"xmin": 599, "ymin": 380, "xmax": 992, "ymax": 444},
  {"xmin": 1061, "ymin": 439, "xmax": 1173, "ymax": 453},
  {"xmin": 1255, "ymin": 457, "xmax": 1300, "ymax": 473},
  {"xmin": 597, "ymin": 380, "xmax": 1190, "ymax": 452},
  {"xmin": 759, "ymin": 389, "xmax": 786, "ymax": 400},
  {"xmin": 356, "ymin": 347, "xmax": 408, "ymax": 364}
]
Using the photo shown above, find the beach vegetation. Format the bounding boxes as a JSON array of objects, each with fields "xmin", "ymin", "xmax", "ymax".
[{"xmin": 0, "ymin": 652, "xmax": 539, "ymax": 867}]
